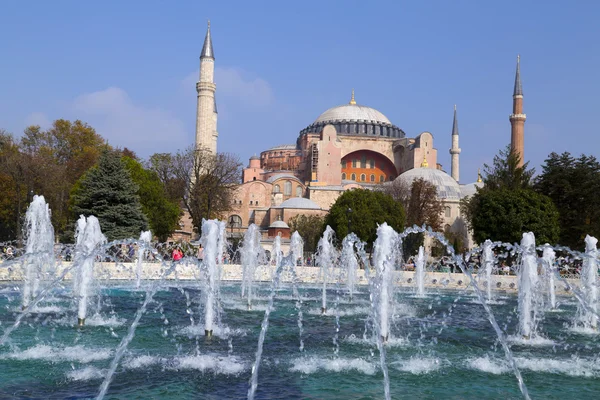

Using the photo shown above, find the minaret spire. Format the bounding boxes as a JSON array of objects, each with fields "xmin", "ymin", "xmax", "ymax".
[
  {"xmin": 349, "ymin": 88, "xmax": 356, "ymax": 105},
  {"xmin": 509, "ymin": 54, "xmax": 526, "ymax": 167},
  {"xmin": 449, "ymin": 105, "xmax": 461, "ymax": 182},
  {"xmin": 201, "ymin": 20, "xmax": 214, "ymax": 59},
  {"xmin": 513, "ymin": 54, "xmax": 522, "ymax": 96},
  {"xmin": 195, "ymin": 20, "xmax": 218, "ymax": 154}
]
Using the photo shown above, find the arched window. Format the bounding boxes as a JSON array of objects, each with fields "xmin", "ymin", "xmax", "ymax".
[
  {"xmin": 295, "ymin": 186, "xmax": 302, "ymax": 197},
  {"xmin": 445, "ymin": 206, "xmax": 451, "ymax": 218},
  {"xmin": 250, "ymin": 201, "xmax": 253, "ymax": 205},
  {"xmin": 273, "ymin": 184, "xmax": 280, "ymax": 193},
  {"xmin": 369, "ymin": 159, "xmax": 375, "ymax": 169},
  {"xmin": 361, "ymin": 156, "xmax": 366, "ymax": 168},
  {"xmin": 342, "ymin": 172, "xmax": 347, "ymax": 180},
  {"xmin": 370, "ymin": 174, "xmax": 375, "ymax": 182},
  {"xmin": 352, "ymin": 159, "xmax": 357, "ymax": 168},
  {"xmin": 284, "ymin": 181, "xmax": 292, "ymax": 195},
  {"xmin": 351, "ymin": 173, "xmax": 356, "ymax": 181},
  {"xmin": 360, "ymin": 174, "xmax": 366, "ymax": 181},
  {"xmin": 228, "ymin": 215, "xmax": 242, "ymax": 228},
  {"xmin": 380, "ymin": 175, "xmax": 385, "ymax": 182}
]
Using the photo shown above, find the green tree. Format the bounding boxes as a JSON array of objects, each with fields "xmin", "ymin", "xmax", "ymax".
[
  {"xmin": 71, "ymin": 149, "xmax": 148, "ymax": 240},
  {"xmin": 470, "ymin": 188, "xmax": 559, "ymax": 245},
  {"xmin": 122, "ymin": 156, "xmax": 180, "ymax": 242},
  {"xmin": 324, "ymin": 189, "xmax": 405, "ymax": 248},
  {"xmin": 534, "ymin": 152, "xmax": 600, "ymax": 249},
  {"xmin": 482, "ymin": 144, "xmax": 534, "ymax": 190},
  {"xmin": 288, "ymin": 214, "xmax": 325, "ymax": 253}
]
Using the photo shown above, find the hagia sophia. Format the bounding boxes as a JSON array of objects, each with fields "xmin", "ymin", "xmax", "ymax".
[{"xmin": 179, "ymin": 23, "xmax": 526, "ymax": 249}]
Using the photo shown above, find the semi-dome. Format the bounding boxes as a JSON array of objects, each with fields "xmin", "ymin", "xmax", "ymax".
[
  {"xmin": 276, "ymin": 197, "xmax": 321, "ymax": 210},
  {"xmin": 298, "ymin": 91, "xmax": 405, "ymax": 139},
  {"xmin": 397, "ymin": 168, "xmax": 462, "ymax": 201}
]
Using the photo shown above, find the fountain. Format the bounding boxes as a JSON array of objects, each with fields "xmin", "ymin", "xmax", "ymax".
[
  {"xmin": 518, "ymin": 232, "xmax": 539, "ymax": 339},
  {"xmin": 542, "ymin": 244, "xmax": 557, "ymax": 310},
  {"xmin": 415, "ymin": 245, "xmax": 425, "ymax": 297},
  {"xmin": 6, "ymin": 198, "xmax": 600, "ymax": 399},
  {"xmin": 240, "ymin": 224, "xmax": 263, "ymax": 310},
  {"xmin": 73, "ymin": 215, "xmax": 106, "ymax": 326},
  {"xmin": 580, "ymin": 235, "xmax": 598, "ymax": 329},
  {"xmin": 482, "ymin": 239, "xmax": 494, "ymax": 302},
  {"xmin": 316, "ymin": 226, "xmax": 337, "ymax": 314},
  {"xmin": 372, "ymin": 223, "xmax": 399, "ymax": 344},
  {"xmin": 340, "ymin": 234, "xmax": 359, "ymax": 301},
  {"xmin": 136, "ymin": 230, "xmax": 152, "ymax": 288},
  {"xmin": 200, "ymin": 219, "xmax": 226, "ymax": 337},
  {"xmin": 21, "ymin": 195, "xmax": 55, "ymax": 309}
]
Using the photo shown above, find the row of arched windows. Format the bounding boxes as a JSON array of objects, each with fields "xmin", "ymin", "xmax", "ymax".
[
  {"xmin": 342, "ymin": 173, "xmax": 387, "ymax": 183},
  {"xmin": 273, "ymin": 181, "xmax": 303, "ymax": 197}
]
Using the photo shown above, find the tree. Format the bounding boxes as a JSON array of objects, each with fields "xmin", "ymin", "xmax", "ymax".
[
  {"xmin": 482, "ymin": 144, "xmax": 534, "ymax": 190},
  {"xmin": 535, "ymin": 152, "xmax": 600, "ymax": 249},
  {"xmin": 324, "ymin": 189, "xmax": 405, "ymax": 248},
  {"xmin": 402, "ymin": 178, "xmax": 445, "ymax": 256},
  {"xmin": 0, "ymin": 130, "xmax": 30, "ymax": 241},
  {"xmin": 71, "ymin": 149, "xmax": 148, "ymax": 240},
  {"xmin": 469, "ymin": 188, "xmax": 559, "ymax": 245},
  {"xmin": 122, "ymin": 156, "xmax": 180, "ymax": 242},
  {"xmin": 146, "ymin": 153, "xmax": 187, "ymax": 203},
  {"xmin": 288, "ymin": 214, "xmax": 325, "ymax": 253},
  {"xmin": 169, "ymin": 146, "xmax": 242, "ymax": 233}
]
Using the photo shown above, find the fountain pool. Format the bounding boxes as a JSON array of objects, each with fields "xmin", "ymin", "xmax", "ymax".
[{"xmin": 0, "ymin": 283, "xmax": 598, "ymax": 399}]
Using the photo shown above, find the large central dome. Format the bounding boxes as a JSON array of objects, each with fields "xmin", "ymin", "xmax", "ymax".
[
  {"xmin": 299, "ymin": 91, "xmax": 405, "ymax": 139},
  {"xmin": 314, "ymin": 103, "xmax": 392, "ymax": 125}
]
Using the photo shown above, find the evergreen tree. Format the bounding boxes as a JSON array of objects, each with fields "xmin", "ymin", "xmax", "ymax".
[
  {"xmin": 482, "ymin": 144, "xmax": 534, "ymax": 190},
  {"xmin": 535, "ymin": 152, "xmax": 600, "ymax": 249},
  {"xmin": 71, "ymin": 149, "xmax": 148, "ymax": 240},
  {"xmin": 122, "ymin": 156, "xmax": 180, "ymax": 242}
]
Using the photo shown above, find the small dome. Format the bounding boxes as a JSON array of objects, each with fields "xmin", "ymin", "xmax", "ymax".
[
  {"xmin": 461, "ymin": 182, "xmax": 484, "ymax": 198},
  {"xmin": 314, "ymin": 103, "xmax": 391, "ymax": 125},
  {"xmin": 250, "ymin": 155, "xmax": 260, "ymax": 160},
  {"xmin": 397, "ymin": 168, "xmax": 462, "ymax": 201},
  {"xmin": 269, "ymin": 220, "xmax": 289, "ymax": 229},
  {"xmin": 277, "ymin": 197, "xmax": 321, "ymax": 210}
]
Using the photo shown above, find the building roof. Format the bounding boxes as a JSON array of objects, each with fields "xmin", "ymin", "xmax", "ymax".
[
  {"xmin": 266, "ymin": 144, "xmax": 297, "ymax": 151},
  {"xmin": 314, "ymin": 103, "xmax": 392, "ymax": 125},
  {"xmin": 397, "ymin": 167, "xmax": 462, "ymax": 201},
  {"xmin": 452, "ymin": 105, "xmax": 459, "ymax": 136},
  {"xmin": 266, "ymin": 173, "xmax": 302, "ymax": 184},
  {"xmin": 269, "ymin": 220, "xmax": 290, "ymax": 229},
  {"xmin": 275, "ymin": 197, "xmax": 321, "ymax": 210}
]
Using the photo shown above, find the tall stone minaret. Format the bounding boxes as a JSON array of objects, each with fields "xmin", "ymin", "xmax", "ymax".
[
  {"xmin": 509, "ymin": 55, "xmax": 526, "ymax": 167},
  {"xmin": 449, "ymin": 105, "xmax": 461, "ymax": 182},
  {"xmin": 195, "ymin": 21, "xmax": 218, "ymax": 154}
]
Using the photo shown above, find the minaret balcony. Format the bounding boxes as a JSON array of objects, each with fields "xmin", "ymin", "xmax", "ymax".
[{"xmin": 509, "ymin": 113, "xmax": 527, "ymax": 120}]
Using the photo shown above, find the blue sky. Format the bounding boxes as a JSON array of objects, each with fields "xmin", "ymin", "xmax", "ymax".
[{"xmin": 1, "ymin": 1, "xmax": 599, "ymax": 183}]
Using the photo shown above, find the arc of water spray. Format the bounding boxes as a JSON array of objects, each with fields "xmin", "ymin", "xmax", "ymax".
[{"xmin": 399, "ymin": 225, "xmax": 531, "ymax": 400}]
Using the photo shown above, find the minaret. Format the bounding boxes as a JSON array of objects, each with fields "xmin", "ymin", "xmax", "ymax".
[
  {"xmin": 509, "ymin": 55, "xmax": 526, "ymax": 167},
  {"xmin": 195, "ymin": 21, "xmax": 218, "ymax": 154},
  {"xmin": 449, "ymin": 104, "xmax": 461, "ymax": 182}
]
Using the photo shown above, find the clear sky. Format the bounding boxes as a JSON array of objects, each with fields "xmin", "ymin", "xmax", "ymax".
[{"xmin": 1, "ymin": 1, "xmax": 599, "ymax": 183}]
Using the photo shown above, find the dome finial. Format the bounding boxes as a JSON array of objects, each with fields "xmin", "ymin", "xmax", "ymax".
[
  {"xmin": 421, "ymin": 154, "xmax": 429, "ymax": 168},
  {"xmin": 349, "ymin": 88, "xmax": 356, "ymax": 105},
  {"xmin": 477, "ymin": 168, "xmax": 482, "ymax": 183}
]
